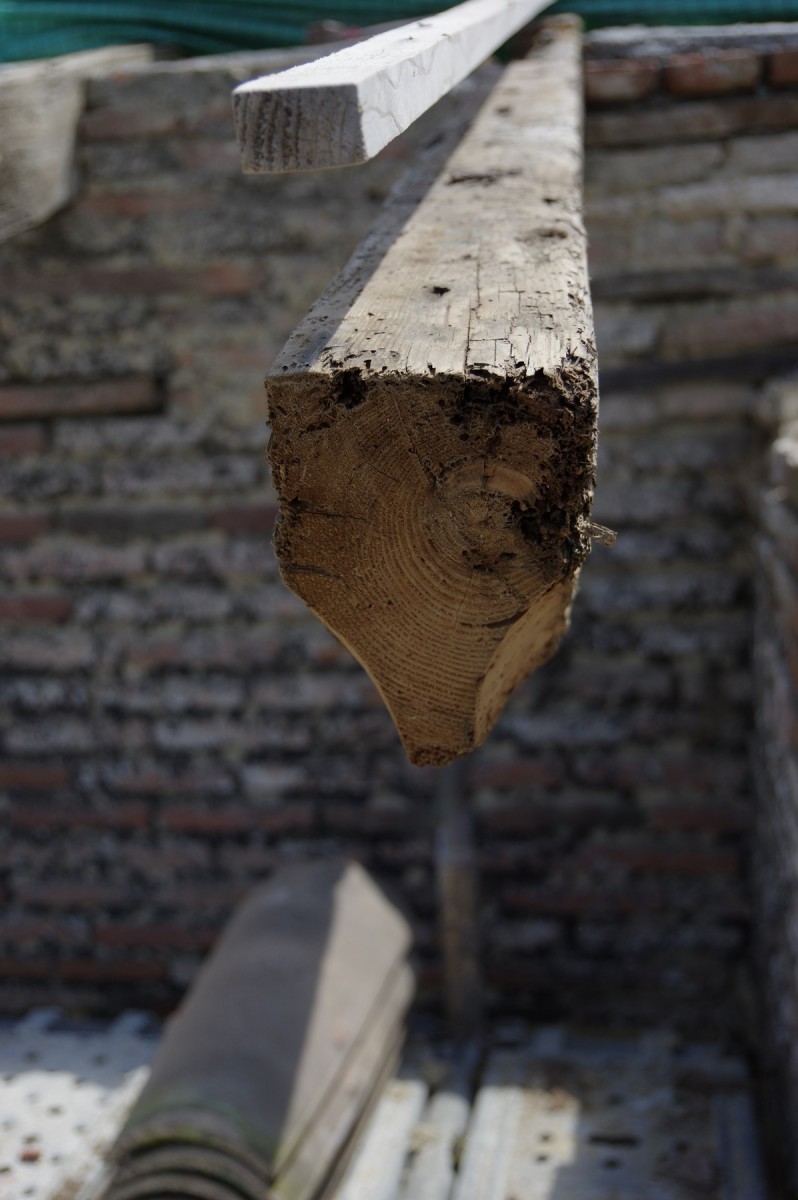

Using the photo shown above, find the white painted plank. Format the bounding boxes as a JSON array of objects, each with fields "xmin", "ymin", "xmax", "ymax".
[{"xmin": 233, "ymin": 0, "xmax": 552, "ymax": 172}]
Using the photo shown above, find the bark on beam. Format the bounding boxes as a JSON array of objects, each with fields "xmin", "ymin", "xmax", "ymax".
[{"xmin": 267, "ymin": 18, "xmax": 598, "ymax": 767}]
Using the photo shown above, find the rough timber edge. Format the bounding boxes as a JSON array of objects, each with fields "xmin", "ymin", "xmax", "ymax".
[{"xmin": 232, "ymin": 0, "xmax": 551, "ymax": 172}]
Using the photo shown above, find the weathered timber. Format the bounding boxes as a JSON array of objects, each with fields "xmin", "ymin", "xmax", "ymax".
[
  {"xmin": 0, "ymin": 45, "xmax": 154, "ymax": 242},
  {"xmin": 107, "ymin": 861, "xmax": 413, "ymax": 1200},
  {"xmin": 267, "ymin": 18, "xmax": 598, "ymax": 767},
  {"xmin": 233, "ymin": 0, "xmax": 551, "ymax": 172}
]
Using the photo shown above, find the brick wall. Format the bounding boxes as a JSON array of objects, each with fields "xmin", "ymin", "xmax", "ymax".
[{"xmin": 0, "ymin": 26, "xmax": 796, "ymax": 1040}]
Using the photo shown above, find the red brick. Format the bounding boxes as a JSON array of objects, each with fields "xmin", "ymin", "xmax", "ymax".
[
  {"xmin": 662, "ymin": 305, "xmax": 798, "ymax": 359},
  {"xmin": 15, "ymin": 883, "xmax": 132, "ymax": 909},
  {"xmin": 0, "ymin": 595, "xmax": 72, "ymax": 622},
  {"xmin": 0, "ymin": 379, "xmax": 159, "ymax": 421},
  {"xmin": 78, "ymin": 192, "xmax": 207, "ymax": 217},
  {"xmin": 647, "ymin": 802, "xmax": 749, "ymax": 833},
  {"xmin": 583, "ymin": 845, "xmax": 739, "ymax": 876},
  {"xmin": 0, "ymin": 425, "xmax": 46, "ymax": 454},
  {"xmin": 768, "ymin": 48, "xmax": 798, "ymax": 88},
  {"xmin": 0, "ymin": 264, "xmax": 267, "ymax": 298},
  {"xmin": 0, "ymin": 763, "xmax": 70, "ymax": 790},
  {"xmin": 665, "ymin": 49, "xmax": 761, "ymax": 97},
  {"xmin": 96, "ymin": 923, "xmax": 218, "ymax": 950},
  {"xmin": 159, "ymin": 806, "xmax": 314, "ymax": 835},
  {"xmin": 584, "ymin": 57, "xmax": 661, "ymax": 104},
  {"xmin": 211, "ymin": 504, "xmax": 277, "ymax": 535},
  {"xmin": 323, "ymin": 804, "xmax": 408, "ymax": 835},
  {"xmin": 0, "ymin": 514, "xmax": 49, "ymax": 543},
  {"xmin": 79, "ymin": 108, "xmax": 180, "ymax": 140},
  {"xmin": 176, "ymin": 140, "xmax": 242, "ymax": 172},
  {"xmin": 586, "ymin": 94, "xmax": 798, "ymax": 147},
  {"xmin": 58, "ymin": 960, "xmax": 169, "ymax": 983},
  {"xmin": 10, "ymin": 802, "xmax": 149, "ymax": 831},
  {"xmin": 469, "ymin": 757, "xmax": 565, "ymax": 790},
  {"xmin": 161, "ymin": 805, "xmax": 258, "ymax": 834}
]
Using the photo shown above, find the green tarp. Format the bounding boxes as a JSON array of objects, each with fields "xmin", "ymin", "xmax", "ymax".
[{"xmin": 1, "ymin": 0, "xmax": 798, "ymax": 62}]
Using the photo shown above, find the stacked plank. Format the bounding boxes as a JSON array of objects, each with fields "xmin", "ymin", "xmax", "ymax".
[
  {"xmin": 100, "ymin": 861, "xmax": 414, "ymax": 1200},
  {"xmin": 242, "ymin": 14, "xmax": 599, "ymax": 767}
]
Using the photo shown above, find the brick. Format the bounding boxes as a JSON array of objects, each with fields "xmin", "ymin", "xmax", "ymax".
[
  {"xmin": 0, "ymin": 264, "xmax": 267, "ymax": 299},
  {"xmin": 10, "ymin": 802, "xmax": 149, "ymax": 831},
  {"xmin": 0, "ymin": 763, "xmax": 70, "ymax": 790},
  {"xmin": 58, "ymin": 960, "xmax": 169, "ymax": 983},
  {"xmin": 742, "ymin": 216, "xmax": 798, "ymax": 264},
  {"xmin": 0, "ymin": 514, "xmax": 49, "ymax": 543},
  {"xmin": 210, "ymin": 504, "xmax": 278, "ymax": 535},
  {"xmin": 582, "ymin": 842, "xmax": 740, "ymax": 876},
  {"xmin": 99, "ymin": 675, "xmax": 244, "ymax": 715},
  {"xmin": 584, "ymin": 58, "xmax": 661, "ymax": 104},
  {"xmin": 768, "ymin": 48, "xmax": 798, "ymax": 88},
  {"xmin": 14, "ymin": 883, "xmax": 133, "ymax": 909},
  {"xmin": 151, "ymin": 536, "xmax": 267, "ymax": 580},
  {"xmin": 659, "ymin": 175, "xmax": 798, "ymax": 219},
  {"xmin": 79, "ymin": 107, "xmax": 182, "ymax": 140},
  {"xmin": 53, "ymin": 416, "xmax": 205, "ymax": 457},
  {"xmin": 4, "ymin": 540, "xmax": 147, "ymax": 582},
  {"xmin": 646, "ymin": 800, "xmax": 749, "ymax": 833},
  {"xmin": 0, "ymin": 461, "xmax": 101, "ymax": 502},
  {"xmin": 586, "ymin": 94, "xmax": 798, "ymax": 148},
  {"xmin": 77, "ymin": 191, "xmax": 208, "ymax": 218},
  {"xmin": 95, "ymin": 923, "xmax": 218, "ymax": 951},
  {"xmin": 5, "ymin": 717, "xmax": 96, "ymax": 756},
  {"xmin": 0, "ymin": 594, "xmax": 72, "ymax": 622},
  {"xmin": 61, "ymin": 505, "xmax": 207, "ymax": 540},
  {"xmin": 106, "ymin": 457, "xmax": 259, "ymax": 498},
  {"xmin": 101, "ymin": 761, "xmax": 235, "ymax": 796},
  {"xmin": 662, "ymin": 302, "xmax": 798, "ymax": 359},
  {"xmin": 468, "ymin": 757, "xmax": 565, "ymax": 790},
  {"xmin": 0, "ymin": 425, "xmax": 46, "ymax": 454},
  {"xmin": 665, "ymin": 49, "xmax": 761, "ymax": 97},
  {"xmin": 0, "ymin": 379, "xmax": 159, "ymax": 421},
  {"xmin": 160, "ymin": 805, "xmax": 258, "ymax": 835},
  {"xmin": 0, "ymin": 631, "xmax": 94, "ymax": 672}
]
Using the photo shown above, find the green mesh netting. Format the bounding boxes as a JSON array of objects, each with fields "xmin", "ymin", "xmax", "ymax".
[{"xmin": 1, "ymin": 0, "xmax": 797, "ymax": 62}]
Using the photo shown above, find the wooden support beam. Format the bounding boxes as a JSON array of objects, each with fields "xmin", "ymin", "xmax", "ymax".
[
  {"xmin": 267, "ymin": 17, "xmax": 598, "ymax": 767},
  {"xmin": 233, "ymin": 0, "xmax": 551, "ymax": 172}
]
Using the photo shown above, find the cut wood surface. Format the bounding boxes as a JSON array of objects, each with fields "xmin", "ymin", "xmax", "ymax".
[
  {"xmin": 0, "ymin": 45, "xmax": 154, "ymax": 242},
  {"xmin": 233, "ymin": 0, "xmax": 551, "ymax": 172},
  {"xmin": 267, "ymin": 18, "xmax": 598, "ymax": 767}
]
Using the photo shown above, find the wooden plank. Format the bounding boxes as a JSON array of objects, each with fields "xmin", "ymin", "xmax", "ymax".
[
  {"xmin": 113, "ymin": 861, "xmax": 412, "ymax": 1179},
  {"xmin": 331, "ymin": 1075, "xmax": 428, "ymax": 1200},
  {"xmin": 0, "ymin": 45, "xmax": 154, "ymax": 242},
  {"xmin": 233, "ymin": 0, "xmax": 551, "ymax": 172},
  {"xmin": 265, "ymin": 17, "xmax": 598, "ymax": 767},
  {"xmin": 398, "ymin": 1059, "xmax": 473, "ymax": 1200},
  {"xmin": 273, "ymin": 965, "xmax": 414, "ymax": 1200}
]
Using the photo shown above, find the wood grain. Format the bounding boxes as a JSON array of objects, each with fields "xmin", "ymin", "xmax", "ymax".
[
  {"xmin": 233, "ymin": 0, "xmax": 551, "ymax": 172},
  {"xmin": 267, "ymin": 17, "xmax": 597, "ymax": 766}
]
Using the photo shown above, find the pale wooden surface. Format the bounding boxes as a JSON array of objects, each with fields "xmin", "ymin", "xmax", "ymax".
[
  {"xmin": 233, "ymin": 0, "xmax": 551, "ymax": 172},
  {"xmin": 267, "ymin": 18, "xmax": 598, "ymax": 767},
  {"xmin": 0, "ymin": 45, "xmax": 154, "ymax": 242}
]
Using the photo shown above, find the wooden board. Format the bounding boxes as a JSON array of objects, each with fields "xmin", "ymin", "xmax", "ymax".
[
  {"xmin": 233, "ymin": 0, "xmax": 551, "ymax": 172},
  {"xmin": 266, "ymin": 17, "xmax": 598, "ymax": 766},
  {"xmin": 0, "ymin": 45, "xmax": 153, "ymax": 242},
  {"xmin": 113, "ymin": 861, "xmax": 412, "ymax": 1176}
]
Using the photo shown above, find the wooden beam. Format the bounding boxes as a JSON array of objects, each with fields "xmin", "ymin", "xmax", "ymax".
[
  {"xmin": 0, "ymin": 45, "xmax": 154, "ymax": 243},
  {"xmin": 233, "ymin": 0, "xmax": 551, "ymax": 172},
  {"xmin": 267, "ymin": 17, "xmax": 597, "ymax": 767}
]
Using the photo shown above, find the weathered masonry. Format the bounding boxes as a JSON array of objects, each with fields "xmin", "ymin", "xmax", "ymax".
[{"xmin": 1, "ymin": 14, "xmax": 798, "ymax": 1182}]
